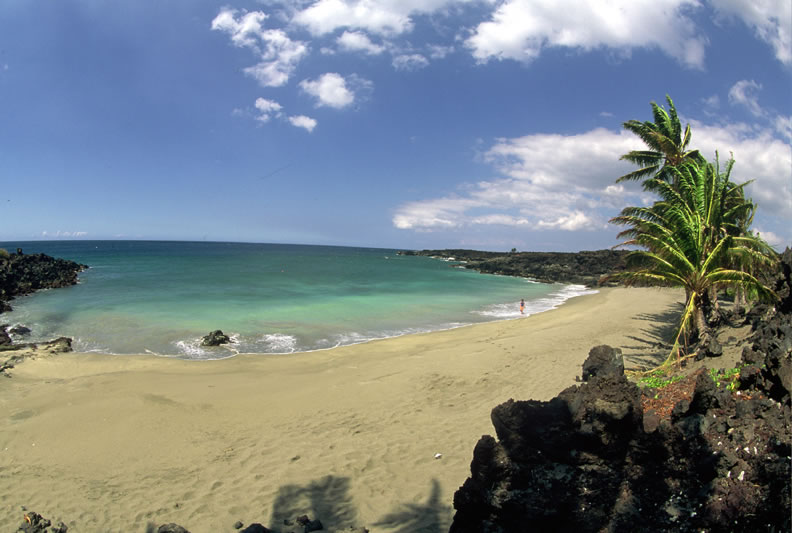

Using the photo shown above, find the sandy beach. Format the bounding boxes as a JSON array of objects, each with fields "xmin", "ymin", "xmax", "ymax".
[{"xmin": 0, "ymin": 287, "xmax": 684, "ymax": 532}]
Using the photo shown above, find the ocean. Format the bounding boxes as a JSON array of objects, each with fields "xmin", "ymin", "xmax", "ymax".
[{"xmin": 1, "ymin": 241, "xmax": 596, "ymax": 359}]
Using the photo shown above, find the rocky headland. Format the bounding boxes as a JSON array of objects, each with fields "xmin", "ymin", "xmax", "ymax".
[
  {"xmin": 0, "ymin": 249, "xmax": 88, "ymax": 314},
  {"xmin": 0, "ymin": 248, "xmax": 87, "ymax": 360},
  {"xmin": 449, "ymin": 249, "xmax": 792, "ymax": 532},
  {"xmin": 398, "ymin": 249, "xmax": 629, "ymax": 286}
]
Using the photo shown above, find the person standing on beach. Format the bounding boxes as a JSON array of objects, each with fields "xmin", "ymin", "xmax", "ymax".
[{"xmin": 520, "ymin": 299, "xmax": 525, "ymax": 314}]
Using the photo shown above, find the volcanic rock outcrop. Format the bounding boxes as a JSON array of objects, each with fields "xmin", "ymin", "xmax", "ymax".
[
  {"xmin": 450, "ymin": 249, "xmax": 792, "ymax": 532},
  {"xmin": 0, "ymin": 249, "xmax": 88, "ymax": 314}
]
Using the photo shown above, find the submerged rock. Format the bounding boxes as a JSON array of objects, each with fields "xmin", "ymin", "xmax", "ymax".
[
  {"xmin": 201, "ymin": 330, "xmax": 231, "ymax": 346},
  {"xmin": 9, "ymin": 325, "xmax": 32, "ymax": 336}
]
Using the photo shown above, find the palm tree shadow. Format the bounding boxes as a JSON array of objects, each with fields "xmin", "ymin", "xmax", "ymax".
[
  {"xmin": 374, "ymin": 479, "xmax": 451, "ymax": 533},
  {"xmin": 621, "ymin": 301, "xmax": 685, "ymax": 369},
  {"xmin": 269, "ymin": 475, "xmax": 358, "ymax": 531}
]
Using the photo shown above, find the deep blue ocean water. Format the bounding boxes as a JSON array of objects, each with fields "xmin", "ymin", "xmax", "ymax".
[{"xmin": 0, "ymin": 241, "xmax": 595, "ymax": 359}]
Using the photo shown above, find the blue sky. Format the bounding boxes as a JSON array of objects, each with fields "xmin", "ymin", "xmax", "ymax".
[{"xmin": 1, "ymin": 0, "xmax": 790, "ymax": 251}]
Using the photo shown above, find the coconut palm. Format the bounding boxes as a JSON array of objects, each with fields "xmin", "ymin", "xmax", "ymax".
[
  {"xmin": 617, "ymin": 95, "xmax": 703, "ymax": 186},
  {"xmin": 610, "ymin": 157, "xmax": 777, "ymax": 365}
]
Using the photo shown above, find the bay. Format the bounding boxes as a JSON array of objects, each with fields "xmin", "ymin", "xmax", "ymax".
[{"xmin": 0, "ymin": 241, "xmax": 595, "ymax": 359}]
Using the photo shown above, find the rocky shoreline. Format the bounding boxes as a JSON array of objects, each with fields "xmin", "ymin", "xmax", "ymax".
[
  {"xmin": 449, "ymin": 249, "xmax": 792, "ymax": 532},
  {"xmin": 0, "ymin": 249, "xmax": 88, "ymax": 314},
  {"xmin": 0, "ymin": 248, "xmax": 87, "ymax": 356},
  {"xmin": 398, "ymin": 249, "xmax": 630, "ymax": 286}
]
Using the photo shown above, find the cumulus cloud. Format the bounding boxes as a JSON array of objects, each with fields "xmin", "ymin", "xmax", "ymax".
[
  {"xmin": 393, "ymin": 196, "xmax": 482, "ymax": 230},
  {"xmin": 466, "ymin": 0, "xmax": 707, "ymax": 68},
  {"xmin": 299, "ymin": 72, "xmax": 372, "ymax": 108},
  {"xmin": 393, "ymin": 128, "xmax": 640, "ymax": 232},
  {"xmin": 690, "ymin": 120, "xmax": 792, "ymax": 221},
  {"xmin": 212, "ymin": 8, "xmax": 309, "ymax": 87},
  {"xmin": 754, "ymin": 228, "xmax": 785, "ymax": 249},
  {"xmin": 394, "ymin": 121, "xmax": 791, "ymax": 235},
  {"xmin": 299, "ymin": 72, "xmax": 354, "ymax": 108},
  {"xmin": 292, "ymin": 0, "xmax": 472, "ymax": 36},
  {"xmin": 254, "ymin": 97, "xmax": 283, "ymax": 122},
  {"xmin": 728, "ymin": 79, "xmax": 764, "ymax": 117},
  {"xmin": 289, "ymin": 115, "xmax": 318, "ymax": 132},
  {"xmin": 710, "ymin": 0, "xmax": 792, "ymax": 65},
  {"xmin": 337, "ymin": 30, "xmax": 386, "ymax": 54}
]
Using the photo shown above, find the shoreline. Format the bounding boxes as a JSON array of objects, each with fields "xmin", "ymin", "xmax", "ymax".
[
  {"xmin": 1, "ymin": 286, "xmax": 684, "ymax": 532},
  {"xmin": 6, "ymin": 280, "xmax": 596, "ymax": 360}
]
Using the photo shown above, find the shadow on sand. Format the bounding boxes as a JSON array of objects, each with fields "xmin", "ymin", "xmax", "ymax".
[
  {"xmin": 269, "ymin": 475, "xmax": 358, "ymax": 530},
  {"xmin": 266, "ymin": 476, "xmax": 451, "ymax": 532},
  {"xmin": 374, "ymin": 478, "xmax": 451, "ymax": 533},
  {"xmin": 621, "ymin": 301, "xmax": 685, "ymax": 370}
]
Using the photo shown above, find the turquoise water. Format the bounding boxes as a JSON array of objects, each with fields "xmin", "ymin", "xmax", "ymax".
[{"xmin": 1, "ymin": 241, "xmax": 595, "ymax": 359}]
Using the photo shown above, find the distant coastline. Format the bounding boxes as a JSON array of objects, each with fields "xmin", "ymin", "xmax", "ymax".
[{"xmin": 398, "ymin": 249, "xmax": 629, "ymax": 286}]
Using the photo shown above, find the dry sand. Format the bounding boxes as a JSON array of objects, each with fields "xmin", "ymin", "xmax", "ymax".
[{"xmin": 0, "ymin": 287, "xmax": 684, "ymax": 532}]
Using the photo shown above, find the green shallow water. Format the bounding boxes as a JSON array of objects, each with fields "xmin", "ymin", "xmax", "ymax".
[{"xmin": 1, "ymin": 241, "xmax": 595, "ymax": 359}]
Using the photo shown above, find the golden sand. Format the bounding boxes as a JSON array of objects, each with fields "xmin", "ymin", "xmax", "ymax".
[{"xmin": 0, "ymin": 287, "xmax": 683, "ymax": 532}]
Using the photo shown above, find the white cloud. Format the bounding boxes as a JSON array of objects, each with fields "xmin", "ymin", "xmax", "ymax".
[
  {"xmin": 428, "ymin": 44, "xmax": 454, "ymax": 59},
  {"xmin": 212, "ymin": 8, "xmax": 309, "ymax": 87},
  {"xmin": 690, "ymin": 120, "xmax": 792, "ymax": 221},
  {"xmin": 728, "ymin": 79, "xmax": 764, "ymax": 117},
  {"xmin": 289, "ymin": 115, "xmax": 318, "ymax": 132},
  {"xmin": 337, "ymin": 31, "xmax": 386, "ymax": 54},
  {"xmin": 471, "ymin": 214, "xmax": 531, "ymax": 226},
  {"xmin": 393, "ymin": 196, "xmax": 481, "ymax": 230},
  {"xmin": 710, "ymin": 0, "xmax": 792, "ymax": 65},
  {"xmin": 702, "ymin": 94, "xmax": 720, "ymax": 109},
  {"xmin": 254, "ymin": 97, "xmax": 283, "ymax": 122},
  {"xmin": 392, "ymin": 53, "xmax": 429, "ymax": 71},
  {"xmin": 466, "ymin": 0, "xmax": 707, "ymax": 68},
  {"xmin": 774, "ymin": 115, "xmax": 792, "ymax": 142},
  {"xmin": 394, "ymin": 128, "xmax": 639, "ymax": 232},
  {"xmin": 41, "ymin": 230, "xmax": 88, "ymax": 238},
  {"xmin": 292, "ymin": 0, "xmax": 473, "ymax": 37},
  {"xmin": 299, "ymin": 72, "xmax": 363, "ymax": 108},
  {"xmin": 393, "ymin": 121, "xmax": 792, "ymax": 235},
  {"xmin": 754, "ymin": 228, "xmax": 785, "ymax": 249},
  {"xmin": 537, "ymin": 211, "xmax": 596, "ymax": 231},
  {"xmin": 211, "ymin": 9, "xmax": 270, "ymax": 49}
]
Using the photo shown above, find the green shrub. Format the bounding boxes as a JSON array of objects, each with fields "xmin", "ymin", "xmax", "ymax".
[
  {"xmin": 639, "ymin": 369, "xmax": 685, "ymax": 389},
  {"xmin": 709, "ymin": 365, "xmax": 745, "ymax": 391}
]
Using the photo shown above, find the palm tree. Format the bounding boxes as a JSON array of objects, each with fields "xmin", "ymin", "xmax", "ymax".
[
  {"xmin": 617, "ymin": 95, "xmax": 703, "ymax": 186},
  {"xmin": 610, "ymin": 157, "xmax": 777, "ymax": 365}
]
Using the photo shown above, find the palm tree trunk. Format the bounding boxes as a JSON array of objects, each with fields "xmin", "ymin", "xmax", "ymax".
[
  {"xmin": 735, "ymin": 286, "xmax": 746, "ymax": 314},
  {"xmin": 694, "ymin": 292, "xmax": 710, "ymax": 341}
]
